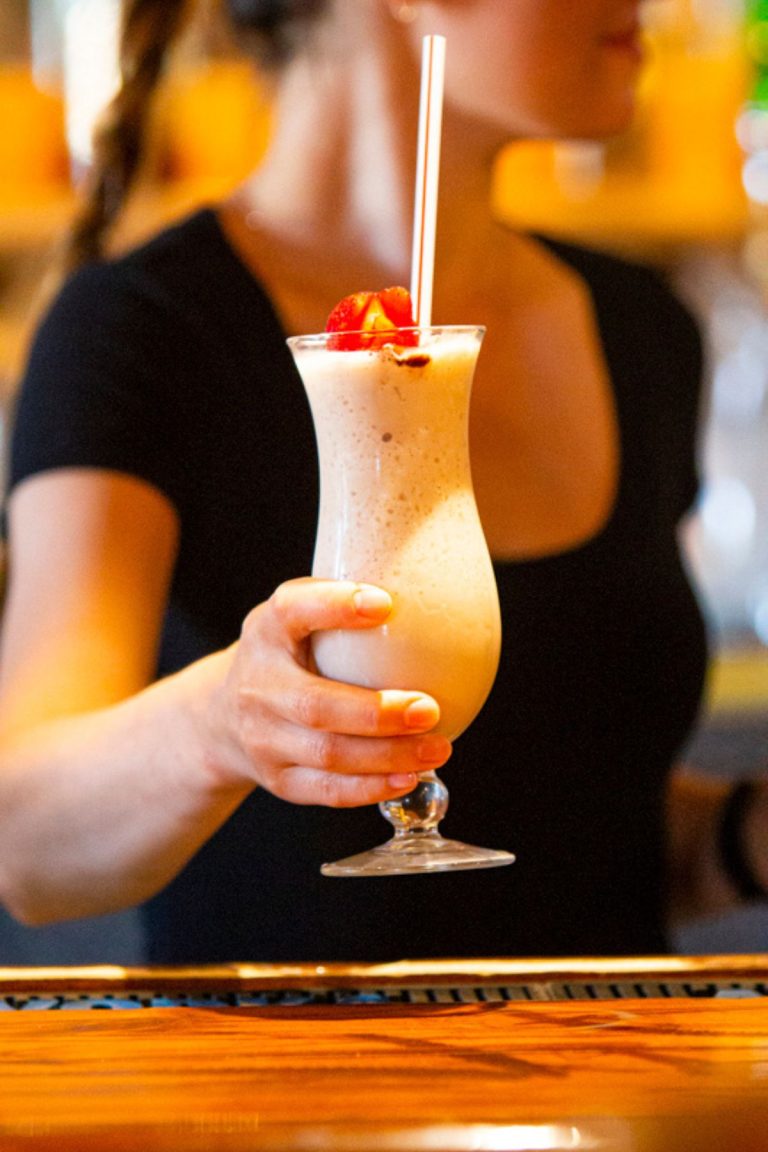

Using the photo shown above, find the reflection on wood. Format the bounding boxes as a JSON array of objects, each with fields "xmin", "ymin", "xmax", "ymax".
[{"xmin": 0, "ymin": 958, "xmax": 767, "ymax": 1151}]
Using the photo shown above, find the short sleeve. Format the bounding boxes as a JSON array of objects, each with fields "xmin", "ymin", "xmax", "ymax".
[{"xmin": 8, "ymin": 261, "xmax": 178, "ymax": 508}]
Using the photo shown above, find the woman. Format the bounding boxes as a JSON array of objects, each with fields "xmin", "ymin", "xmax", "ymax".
[{"xmin": 0, "ymin": 0, "xmax": 765, "ymax": 961}]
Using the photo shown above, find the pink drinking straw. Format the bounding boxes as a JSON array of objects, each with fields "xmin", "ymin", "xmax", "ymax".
[{"xmin": 410, "ymin": 35, "xmax": 446, "ymax": 329}]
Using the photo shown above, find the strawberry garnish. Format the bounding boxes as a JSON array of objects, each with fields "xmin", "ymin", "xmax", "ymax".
[{"xmin": 325, "ymin": 287, "xmax": 417, "ymax": 350}]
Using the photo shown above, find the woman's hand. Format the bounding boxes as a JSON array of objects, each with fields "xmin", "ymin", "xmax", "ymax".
[{"xmin": 206, "ymin": 578, "xmax": 452, "ymax": 807}]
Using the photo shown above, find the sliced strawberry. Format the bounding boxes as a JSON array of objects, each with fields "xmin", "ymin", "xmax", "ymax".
[
  {"xmin": 325, "ymin": 291, "xmax": 372, "ymax": 333},
  {"xmin": 325, "ymin": 286, "xmax": 417, "ymax": 350},
  {"xmin": 379, "ymin": 286, "xmax": 415, "ymax": 328}
]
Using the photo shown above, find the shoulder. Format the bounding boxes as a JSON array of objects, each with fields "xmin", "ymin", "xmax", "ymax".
[
  {"xmin": 115, "ymin": 207, "xmax": 235, "ymax": 301},
  {"xmin": 14, "ymin": 213, "xmax": 223, "ymax": 440},
  {"xmin": 536, "ymin": 234, "xmax": 665, "ymax": 297},
  {"xmin": 538, "ymin": 239, "xmax": 705, "ymax": 517},
  {"xmin": 28, "ymin": 208, "xmax": 261, "ymax": 378},
  {"xmin": 9, "ymin": 215, "xmax": 218, "ymax": 503},
  {"xmin": 537, "ymin": 235, "xmax": 702, "ymax": 362},
  {"xmin": 51, "ymin": 208, "xmax": 228, "ymax": 324}
]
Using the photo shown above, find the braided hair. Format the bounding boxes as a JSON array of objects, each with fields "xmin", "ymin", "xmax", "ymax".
[
  {"xmin": 61, "ymin": 0, "xmax": 327, "ymax": 274},
  {"xmin": 62, "ymin": 0, "xmax": 190, "ymax": 273}
]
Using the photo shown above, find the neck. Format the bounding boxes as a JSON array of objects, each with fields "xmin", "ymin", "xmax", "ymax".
[{"xmin": 233, "ymin": 10, "xmax": 506, "ymax": 289}]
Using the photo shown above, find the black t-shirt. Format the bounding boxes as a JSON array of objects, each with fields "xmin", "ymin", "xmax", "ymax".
[{"xmin": 9, "ymin": 209, "xmax": 708, "ymax": 961}]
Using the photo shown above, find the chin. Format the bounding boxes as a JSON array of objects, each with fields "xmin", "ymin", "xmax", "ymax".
[{"xmin": 469, "ymin": 87, "xmax": 639, "ymax": 148}]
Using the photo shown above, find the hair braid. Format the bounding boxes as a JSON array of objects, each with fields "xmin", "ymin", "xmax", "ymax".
[{"xmin": 62, "ymin": 0, "xmax": 190, "ymax": 274}]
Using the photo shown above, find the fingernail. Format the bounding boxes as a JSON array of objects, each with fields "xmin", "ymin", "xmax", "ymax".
[
  {"xmin": 388, "ymin": 773, "xmax": 417, "ymax": 790},
  {"xmin": 353, "ymin": 585, "xmax": 392, "ymax": 618},
  {"xmin": 404, "ymin": 697, "xmax": 439, "ymax": 729},
  {"xmin": 417, "ymin": 736, "xmax": 452, "ymax": 764}
]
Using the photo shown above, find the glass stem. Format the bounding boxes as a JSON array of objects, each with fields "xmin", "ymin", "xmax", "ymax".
[{"xmin": 379, "ymin": 772, "xmax": 450, "ymax": 837}]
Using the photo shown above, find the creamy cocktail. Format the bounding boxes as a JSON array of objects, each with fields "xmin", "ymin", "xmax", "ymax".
[
  {"xmin": 288, "ymin": 324, "xmax": 514, "ymax": 875},
  {"xmin": 292, "ymin": 326, "xmax": 499, "ymax": 741}
]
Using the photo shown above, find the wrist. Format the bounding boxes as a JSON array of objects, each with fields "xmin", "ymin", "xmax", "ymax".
[{"xmin": 178, "ymin": 648, "xmax": 258, "ymax": 795}]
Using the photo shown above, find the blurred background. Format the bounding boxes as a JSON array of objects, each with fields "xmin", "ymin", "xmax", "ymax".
[{"xmin": 0, "ymin": 0, "xmax": 766, "ymax": 961}]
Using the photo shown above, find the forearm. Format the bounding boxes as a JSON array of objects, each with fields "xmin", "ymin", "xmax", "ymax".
[
  {"xmin": 0, "ymin": 649, "xmax": 252, "ymax": 925},
  {"xmin": 0, "ymin": 579, "xmax": 447, "ymax": 925},
  {"xmin": 666, "ymin": 768, "xmax": 768, "ymax": 924}
]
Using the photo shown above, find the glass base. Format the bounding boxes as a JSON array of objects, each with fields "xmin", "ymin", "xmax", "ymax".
[{"xmin": 320, "ymin": 831, "xmax": 515, "ymax": 877}]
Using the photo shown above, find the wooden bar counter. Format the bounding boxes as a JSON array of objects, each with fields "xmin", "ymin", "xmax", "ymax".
[{"xmin": 1, "ymin": 954, "xmax": 767, "ymax": 1151}]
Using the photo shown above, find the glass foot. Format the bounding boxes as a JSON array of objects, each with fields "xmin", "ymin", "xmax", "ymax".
[{"xmin": 321, "ymin": 831, "xmax": 515, "ymax": 877}]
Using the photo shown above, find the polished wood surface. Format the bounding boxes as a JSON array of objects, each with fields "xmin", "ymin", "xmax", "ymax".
[
  {"xmin": 1, "ymin": 956, "xmax": 767, "ymax": 1152},
  {"xmin": 2, "ymin": 951, "xmax": 768, "ymax": 992}
]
